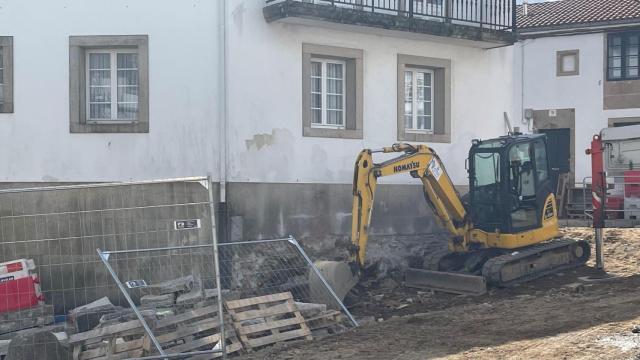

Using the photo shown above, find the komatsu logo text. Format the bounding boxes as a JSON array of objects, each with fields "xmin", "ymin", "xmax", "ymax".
[{"xmin": 393, "ymin": 161, "xmax": 420, "ymax": 173}]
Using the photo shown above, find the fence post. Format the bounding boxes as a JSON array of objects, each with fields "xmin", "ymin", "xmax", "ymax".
[
  {"xmin": 207, "ymin": 174, "xmax": 227, "ymax": 359},
  {"xmin": 409, "ymin": 0, "xmax": 414, "ymax": 17},
  {"xmin": 511, "ymin": 0, "xmax": 516, "ymax": 31}
]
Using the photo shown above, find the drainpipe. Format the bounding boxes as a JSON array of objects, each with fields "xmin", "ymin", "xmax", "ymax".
[{"xmin": 218, "ymin": 0, "xmax": 229, "ymax": 244}]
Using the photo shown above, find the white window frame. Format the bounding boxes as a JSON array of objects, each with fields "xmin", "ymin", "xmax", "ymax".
[
  {"xmin": 310, "ymin": 58, "xmax": 346, "ymax": 129},
  {"xmin": 85, "ymin": 49, "xmax": 138, "ymax": 124},
  {"xmin": 404, "ymin": 68, "xmax": 434, "ymax": 134}
]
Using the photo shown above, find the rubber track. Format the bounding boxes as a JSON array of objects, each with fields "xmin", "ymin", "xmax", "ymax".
[{"xmin": 482, "ymin": 238, "xmax": 591, "ymax": 287}]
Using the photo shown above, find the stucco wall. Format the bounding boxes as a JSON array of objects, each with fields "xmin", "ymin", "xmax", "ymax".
[
  {"xmin": 0, "ymin": 0, "xmax": 221, "ymax": 182},
  {"xmin": 226, "ymin": 0, "xmax": 515, "ymax": 187},
  {"xmin": 515, "ymin": 32, "xmax": 640, "ymax": 183}
]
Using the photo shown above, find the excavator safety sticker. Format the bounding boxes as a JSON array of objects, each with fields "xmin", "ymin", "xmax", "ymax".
[{"xmin": 429, "ymin": 159, "xmax": 443, "ymax": 181}]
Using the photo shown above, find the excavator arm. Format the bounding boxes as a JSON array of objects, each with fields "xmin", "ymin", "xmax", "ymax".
[{"xmin": 350, "ymin": 143, "xmax": 470, "ymax": 268}]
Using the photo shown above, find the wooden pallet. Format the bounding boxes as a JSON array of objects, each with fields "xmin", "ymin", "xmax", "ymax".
[
  {"xmin": 69, "ymin": 319, "xmax": 146, "ymax": 360},
  {"xmin": 225, "ymin": 292, "xmax": 312, "ymax": 352},
  {"xmin": 143, "ymin": 304, "xmax": 243, "ymax": 359},
  {"xmin": 305, "ymin": 310, "xmax": 344, "ymax": 332}
]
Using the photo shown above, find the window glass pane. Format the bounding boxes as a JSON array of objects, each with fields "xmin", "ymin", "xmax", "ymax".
[
  {"xmin": 311, "ymin": 61, "xmax": 321, "ymax": 77},
  {"xmin": 611, "ymin": 57, "xmax": 622, "ymax": 68},
  {"xmin": 326, "ymin": 78, "xmax": 343, "ymax": 95},
  {"xmin": 326, "ymin": 110, "xmax": 343, "ymax": 125},
  {"xmin": 311, "ymin": 77, "xmax": 321, "ymax": 93},
  {"xmin": 117, "ymin": 53, "xmax": 138, "ymax": 69},
  {"xmin": 417, "ymin": 116, "xmax": 431, "ymax": 130},
  {"xmin": 423, "ymin": 72, "xmax": 431, "ymax": 86},
  {"xmin": 404, "ymin": 71, "xmax": 412, "ymax": 100},
  {"xmin": 417, "ymin": 85, "xmax": 425, "ymax": 101},
  {"xmin": 611, "ymin": 35, "xmax": 622, "ymax": 46},
  {"xmin": 311, "ymin": 109, "xmax": 322, "ymax": 124},
  {"xmin": 423, "ymin": 101, "xmax": 431, "ymax": 116},
  {"xmin": 90, "ymin": 104, "xmax": 110, "ymax": 119},
  {"xmin": 0, "ymin": 46, "xmax": 3, "ymax": 68},
  {"xmin": 0, "ymin": 84, "xmax": 3, "ymax": 105},
  {"xmin": 628, "ymin": 67, "xmax": 639, "ymax": 78},
  {"xmin": 630, "ymin": 35, "xmax": 640, "ymax": 46},
  {"xmin": 117, "ymin": 86, "xmax": 138, "ymax": 103},
  {"xmin": 117, "ymin": 70, "xmax": 138, "ymax": 86},
  {"xmin": 417, "ymin": 101, "xmax": 424, "ymax": 116},
  {"xmin": 629, "ymin": 56, "xmax": 639, "ymax": 67},
  {"xmin": 610, "ymin": 68, "xmax": 622, "ymax": 79},
  {"xmin": 404, "ymin": 115, "xmax": 412, "ymax": 129},
  {"xmin": 416, "ymin": 72, "xmax": 424, "ymax": 87},
  {"xmin": 117, "ymin": 103, "xmax": 138, "ymax": 120},
  {"xmin": 90, "ymin": 87, "xmax": 111, "ymax": 102},
  {"xmin": 311, "ymin": 93, "xmax": 321, "ymax": 109},
  {"xmin": 116, "ymin": 53, "xmax": 138, "ymax": 120},
  {"xmin": 89, "ymin": 53, "xmax": 110, "ymax": 69},
  {"xmin": 561, "ymin": 54, "xmax": 576, "ymax": 72},
  {"xmin": 326, "ymin": 63, "xmax": 343, "ymax": 79},
  {"xmin": 610, "ymin": 47, "xmax": 622, "ymax": 57},
  {"xmin": 327, "ymin": 94, "xmax": 342, "ymax": 110},
  {"xmin": 534, "ymin": 141, "xmax": 549, "ymax": 183},
  {"xmin": 90, "ymin": 70, "xmax": 111, "ymax": 86}
]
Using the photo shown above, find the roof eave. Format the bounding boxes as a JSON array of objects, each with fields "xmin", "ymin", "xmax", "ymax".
[{"xmin": 518, "ymin": 17, "xmax": 640, "ymax": 38}]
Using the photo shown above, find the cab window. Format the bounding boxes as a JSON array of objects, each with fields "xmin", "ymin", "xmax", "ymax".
[{"xmin": 533, "ymin": 141, "xmax": 549, "ymax": 183}]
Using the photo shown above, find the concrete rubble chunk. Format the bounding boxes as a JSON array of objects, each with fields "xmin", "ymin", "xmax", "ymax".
[
  {"xmin": 68, "ymin": 297, "xmax": 119, "ymax": 332},
  {"xmin": 294, "ymin": 302, "xmax": 327, "ymax": 318},
  {"xmin": 143, "ymin": 275, "xmax": 196, "ymax": 295},
  {"xmin": 141, "ymin": 293, "xmax": 175, "ymax": 308},
  {"xmin": 7, "ymin": 328, "xmax": 71, "ymax": 360}
]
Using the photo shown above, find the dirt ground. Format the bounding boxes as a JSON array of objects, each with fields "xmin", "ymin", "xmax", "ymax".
[{"xmin": 241, "ymin": 227, "xmax": 640, "ymax": 360}]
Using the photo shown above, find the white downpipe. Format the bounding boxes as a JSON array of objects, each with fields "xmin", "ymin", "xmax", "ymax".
[{"xmin": 219, "ymin": 0, "xmax": 228, "ymax": 202}]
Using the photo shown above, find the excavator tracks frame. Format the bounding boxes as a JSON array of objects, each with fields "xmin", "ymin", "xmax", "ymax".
[{"xmin": 482, "ymin": 238, "xmax": 591, "ymax": 287}]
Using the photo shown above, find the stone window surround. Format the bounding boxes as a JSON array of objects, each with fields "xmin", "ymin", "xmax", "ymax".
[
  {"xmin": 556, "ymin": 49, "xmax": 579, "ymax": 77},
  {"xmin": 397, "ymin": 54, "xmax": 451, "ymax": 143},
  {"xmin": 608, "ymin": 116, "xmax": 640, "ymax": 127},
  {"xmin": 0, "ymin": 36, "xmax": 13, "ymax": 113},
  {"xmin": 302, "ymin": 43, "xmax": 363, "ymax": 139},
  {"xmin": 69, "ymin": 35, "xmax": 149, "ymax": 133}
]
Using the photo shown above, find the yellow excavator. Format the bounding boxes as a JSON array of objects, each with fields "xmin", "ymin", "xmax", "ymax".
[{"xmin": 315, "ymin": 133, "xmax": 590, "ymax": 297}]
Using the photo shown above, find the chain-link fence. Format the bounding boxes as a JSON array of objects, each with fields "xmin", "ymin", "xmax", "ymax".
[
  {"xmin": 0, "ymin": 177, "xmax": 222, "ymax": 359},
  {"xmin": 0, "ymin": 177, "xmax": 356, "ymax": 359},
  {"xmin": 218, "ymin": 237, "xmax": 357, "ymax": 352}
]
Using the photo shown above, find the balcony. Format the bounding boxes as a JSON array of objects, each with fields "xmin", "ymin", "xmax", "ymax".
[{"xmin": 264, "ymin": 0, "xmax": 517, "ymax": 47}]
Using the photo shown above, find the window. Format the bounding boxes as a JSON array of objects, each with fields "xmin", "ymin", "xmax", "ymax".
[
  {"xmin": 608, "ymin": 31, "xmax": 640, "ymax": 81},
  {"xmin": 0, "ymin": 36, "xmax": 13, "ymax": 113},
  {"xmin": 310, "ymin": 59, "xmax": 345, "ymax": 129},
  {"xmin": 86, "ymin": 50, "xmax": 139, "ymax": 123},
  {"xmin": 533, "ymin": 141, "xmax": 548, "ymax": 183},
  {"xmin": 69, "ymin": 35, "xmax": 148, "ymax": 133},
  {"xmin": 404, "ymin": 69, "xmax": 434, "ymax": 133},
  {"xmin": 397, "ymin": 54, "xmax": 451, "ymax": 143},
  {"xmin": 302, "ymin": 44, "xmax": 363, "ymax": 139},
  {"xmin": 556, "ymin": 50, "xmax": 579, "ymax": 77}
]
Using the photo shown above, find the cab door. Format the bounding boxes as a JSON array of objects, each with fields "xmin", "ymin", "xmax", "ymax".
[{"xmin": 506, "ymin": 139, "xmax": 553, "ymax": 233}]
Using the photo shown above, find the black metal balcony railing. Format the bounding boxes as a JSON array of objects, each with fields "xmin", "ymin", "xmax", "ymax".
[{"xmin": 266, "ymin": 0, "xmax": 516, "ymax": 31}]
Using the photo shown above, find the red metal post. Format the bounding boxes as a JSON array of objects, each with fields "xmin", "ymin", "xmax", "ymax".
[{"xmin": 586, "ymin": 134, "xmax": 605, "ymax": 269}]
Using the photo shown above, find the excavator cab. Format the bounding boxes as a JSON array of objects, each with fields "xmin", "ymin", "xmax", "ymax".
[{"xmin": 468, "ymin": 134, "xmax": 554, "ymax": 235}]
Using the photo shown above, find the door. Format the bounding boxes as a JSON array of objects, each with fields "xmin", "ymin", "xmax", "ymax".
[{"xmin": 538, "ymin": 128, "xmax": 570, "ymax": 189}]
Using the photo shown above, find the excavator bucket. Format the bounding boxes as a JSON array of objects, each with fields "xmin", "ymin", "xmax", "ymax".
[
  {"xmin": 404, "ymin": 268, "xmax": 487, "ymax": 296},
  {"xmin": 310, "ymin": 260, "xmax": 360, "ymax": 304}
]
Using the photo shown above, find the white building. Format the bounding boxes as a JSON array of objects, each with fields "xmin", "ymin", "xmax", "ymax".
[
  {"xmin": 515, "ymin": 0, "xmax": 640, "ymax": 187},
  {"xmin": 0, "ymin": 0, "xmax": 517, "ymax": 261}
]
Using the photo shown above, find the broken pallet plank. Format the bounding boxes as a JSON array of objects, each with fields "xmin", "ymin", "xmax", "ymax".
[
  {"xmin": 69, "ymin": 319, "xmax": 142, "ymax": 345},
  {"xmin": 154, "ymin": 304, "xmax": 218, "ymax": 329},
  {"xmin": 225, "ymin": 292, "xmax": 291, "ymax": 309},
  {"xmin": 78, "ymin": 338, "xmax": 143, "ymax": 360}
]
